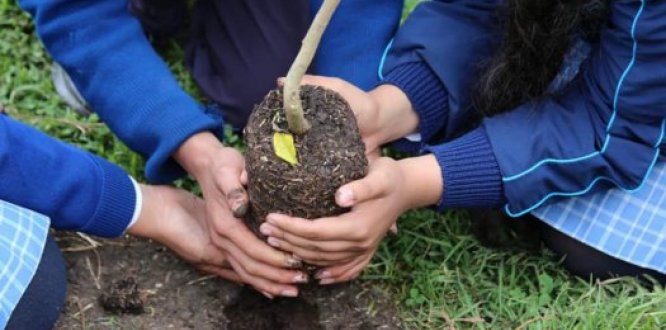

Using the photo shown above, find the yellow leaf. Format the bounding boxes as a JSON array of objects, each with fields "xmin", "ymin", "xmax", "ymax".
[{"xmin": 273, "ymin": 132, "xmax": 298, "ymax": 165}]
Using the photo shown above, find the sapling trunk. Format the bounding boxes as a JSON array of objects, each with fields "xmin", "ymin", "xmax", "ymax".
[
  {"xmin": 244, "ymin": 0, "xmax": 367, "ymax": 272},
  {"xmin": 283, "ymin": 0, "xmax": 341, "ymax": 135}
]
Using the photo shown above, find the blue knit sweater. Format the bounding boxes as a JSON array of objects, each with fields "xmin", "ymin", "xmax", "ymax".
[
  {"xmin": 19, "ymin": 0, "xmax": 402, "ymax": 184},
  {"xmin": 0, "ymin": 115, "xmax": 136, "ymax": 238}
]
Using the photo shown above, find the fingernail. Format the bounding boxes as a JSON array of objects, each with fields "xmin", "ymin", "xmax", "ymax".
[
  {"xmin": 266, "ymin": 214, "xmax": 278, "ymax": 224},
  {"xmin": 232, "ymin": 200, "xmax": 248, "ymax": 218},
  {"xmin": 293, "ymin": 273, "xmax": 309, "ymax": 283},
  {"xmin": 287, "ymin": 255, "xmax": 302, "ymax": 268},
  {"xmin": 267, "ymin": 237, "xmax": 280, "ymax": 248},
  {"xmin": 259, "ymin": 223, "xmax": 272, "ymax": 236},
  {"xmin": 319, "ymin": 278, "xmax": 335, "ymax": 285},
  {"xmin": 315, "ymin": 270, "xmax": 331, "ymax": 279},
  {"xmin": 281, "ymin": 289, "xmax": 298, "ymax": 297},
  {"xmin": 336, "ymin": 188, "xmax": 354, "ymax": 207},
  {"xmin": 261, "ymin": 291, "xmax": 274, "ymax": 299}
]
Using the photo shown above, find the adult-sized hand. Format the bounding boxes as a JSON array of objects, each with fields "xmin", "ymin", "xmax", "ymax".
[{"xmin": 174, "ymin": 132, "xmax": 308, "ymax": 298}]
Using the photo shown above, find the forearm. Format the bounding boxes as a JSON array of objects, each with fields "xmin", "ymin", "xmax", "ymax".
[
  {"xmin": 126, "ymin": 184, "xmax": 158, "ymax": 240},
  {"xmin": 173, "ymin": 131, "xmax": 224, "ymax": 179},
  {"xmin": 367, "ymin": 84, "xmax": 420, "ymax": 145},
  {"xmin": 397, "ymin": 154, "xmax": 443, "ymax": 209},
  {"xmin": 20, "ymin": 0, "xmax": 220, "ymax": 183}
]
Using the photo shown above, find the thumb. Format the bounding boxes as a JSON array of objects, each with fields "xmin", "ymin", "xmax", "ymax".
[
  {"xmin": 335, "ymin": 162, "xmax": 392, "ymax": 208},
  {"xmin": 214, "ymin": 168, "xmax": 249, "ymax": 218}
]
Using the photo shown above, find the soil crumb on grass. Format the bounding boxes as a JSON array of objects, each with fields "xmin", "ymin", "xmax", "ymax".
[{"xmin": 98, "ymin": 277, "xmax": 145, "ymax": 315}]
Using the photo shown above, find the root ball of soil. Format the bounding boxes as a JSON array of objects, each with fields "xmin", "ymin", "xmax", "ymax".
[{"xmin": 244, "ymin": 85, "xmax": 368, "ymax": 239}]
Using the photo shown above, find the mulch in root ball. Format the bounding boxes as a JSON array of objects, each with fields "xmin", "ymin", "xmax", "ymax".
[{"xmin": 244, "ymin": 85, "xmax": 368, "ymax": 239}]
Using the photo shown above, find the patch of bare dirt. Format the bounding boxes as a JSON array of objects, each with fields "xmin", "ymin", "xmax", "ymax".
[{"xmin": 54, "ymin": 233, "xmax": 402, "ymax": 329}]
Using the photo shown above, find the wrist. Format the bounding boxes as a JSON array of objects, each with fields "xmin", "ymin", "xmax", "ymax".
[
  {"xmin": 127, "ymin": 184, "xmax": 158, "ymax": 239},
  {"xmin": 173, "ymin": 131, "xmax": 223, "ymax": 179},
  {"xmin": 398, "ymin": 155, "xmax": 443, "ymax": 209},
  {"xmin": 369, "ymin": 84, "xmax": 419, "ymax": 144},
  {"xmin": 126, "ymin": 177, "xmax": 143, "ymax": 230}
]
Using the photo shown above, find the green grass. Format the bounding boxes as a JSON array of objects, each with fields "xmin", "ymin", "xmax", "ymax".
[{"xmin": 2, "ymin": 1, "xmax": 665, "ymax": 329}]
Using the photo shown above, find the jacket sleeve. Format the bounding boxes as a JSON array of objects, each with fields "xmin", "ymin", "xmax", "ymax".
[
  {"xmin": 380, "ymin": 0, "xmax": 500, "ymax": 144},
  {"xmin": 0, "ymin": 115, "xmax": 137, "ymax": 238},
  {"xmin": 484, "ymin": 0, "xmax": 666, "ymax": 216},
  {"xmin": 19, "ymin": 0, "xmax": 221, "ymax": 183},
  {"xmin": 432, "ymin": 0, "xmax": 666, "ymax": 216}
]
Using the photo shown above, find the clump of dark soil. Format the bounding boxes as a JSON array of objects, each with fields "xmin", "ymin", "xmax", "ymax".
[
  {"xmin": 244, "ymin": 85, "xmax": 368, "ymax": 238},
  {"xmin": 98, "ymin": 276, "xmax": 145, "ymax": 315}
]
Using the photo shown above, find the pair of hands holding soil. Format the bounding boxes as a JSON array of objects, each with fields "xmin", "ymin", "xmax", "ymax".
[
  {"xmin": 257, "ymin": 76, "xmax": 442, "ymax": 288},
  {"xmin": 128, "ymin": 76, "xmax": 443, "ymax": 299},
  {"xmin": 126, "ymin": 132, "xmax": 307, "ymax": 299}
]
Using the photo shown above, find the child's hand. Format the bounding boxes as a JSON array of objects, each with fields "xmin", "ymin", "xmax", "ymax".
[
  {"xmin": 298, "ymin": 75, "xmax": 384, "ymax": 159},
  {"xmin": 128, "ymin": 185, "xmax": 241, "ymax": 282},
  {"xmin": 173, "ymin": 132, "xmax": 306, "ymax": 298},
  {"xmin": 285, "ymin": 75, "xmax": 420, "ymax": 160},
  {"xmin": 129, "ymin": 185, "xmax": 308, "ymax": 299},
  {"xmin": 260, "ymin": 158, "xmax": 407, "ymax": 284},
  {"xmin": 261, "ymin": 155, "xmax": 443, "ymax": 284}
]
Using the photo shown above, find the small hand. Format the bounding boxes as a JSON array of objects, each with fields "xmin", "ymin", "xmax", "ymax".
[
  {"xmin": 261, "ymin": 157, "xmax": 410, "ymax": 284},
  {"xmin": 174, "ymin": 132, "xmax": 308, "ymax": 297},
  {"xmin": 128, "ymin": 185, "xmax": 241, "ymax": 282},
  {"xmin": 278, "ymin": 76, "xmax": 382, "ymax": 159},
  {"xmin": 286, "ymin": 75, "xmax": 420, "ymax": 160}
]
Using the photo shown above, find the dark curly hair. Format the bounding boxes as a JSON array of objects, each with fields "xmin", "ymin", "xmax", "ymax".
[{"xmin": 473, "ymin": 0, "xmax": 610, "ymax": 117}]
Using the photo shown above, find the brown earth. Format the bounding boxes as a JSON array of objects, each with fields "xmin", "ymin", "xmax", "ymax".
[{"xmin": 54, "ymin": 233, "xmax": 402, "ymax": 329}]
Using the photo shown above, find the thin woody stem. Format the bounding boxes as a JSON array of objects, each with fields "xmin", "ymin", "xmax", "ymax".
[{"xmin": 283, "ymin": 0, "xmax": 341, "ymax": 135}]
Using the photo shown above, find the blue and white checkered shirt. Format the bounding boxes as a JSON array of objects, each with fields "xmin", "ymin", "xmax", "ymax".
[
  {"xmin": 531, "ymin": 37, "xmax": 665, "ymax": 274},
  {"xmin": 533, "ymin": 158, "xmax": 666, "ymax": 274},
  {"xmin": 0, "ymin": 200, "xmax": 50, "ymax": 328}
]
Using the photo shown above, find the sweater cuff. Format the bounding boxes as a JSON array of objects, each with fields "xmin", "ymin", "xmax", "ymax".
[
  {"xmin": 424, "ymin": 127, "xmax": 505, "ymax": 209},
  {"xmin": 79, "ymin": 157, "xmax": 137, "ymax": 238},
  {"xmin": 382, "ymin": 62, "xmax": 449, "ymax": 142}
]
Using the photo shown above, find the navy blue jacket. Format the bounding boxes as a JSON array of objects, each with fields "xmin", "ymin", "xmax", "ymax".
[{"xmin": 381, "ymin": 0, "xmax": 666, "ymax": 216}]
